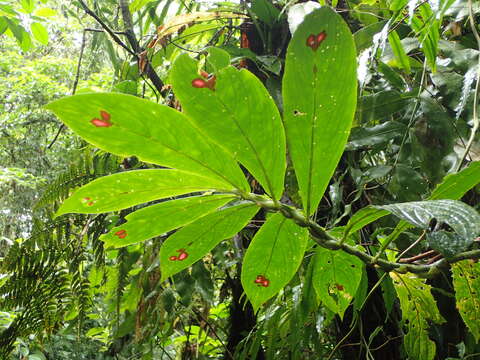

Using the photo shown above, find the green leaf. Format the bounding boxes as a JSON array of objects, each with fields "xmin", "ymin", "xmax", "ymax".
[
  {"xmin": 129, "ymin": 0, "xmax": 155, "ymax": 12},
  {"xmin": 343, "ymin": 207, "xmax": 389, "ymax": 240},
  {"xmin": 170, "ymin": 54, "xmax": 285, "ymax": 200},
  {"xmin": 375, "ymin": 200, "xmax": 480, "ymax": 240},
  {"xmin": 426, "ymin": 231, "xmax": 472, "ymax": 258},
  {"xmin": 312, "ymin": 246, "xmax": 364, "ymax": 319},
  {"xmin": 56, "ymin": 169, "xmax": 231, "ymax": 216},
  {"xmin": 390, "ymin": 273, "xmax": 444, "ymax": 360},
  {"xmin": 101, "ymin": 195, "xmax": 234, "ymax": 248},
  {"xmin": 387, "ymin": 30, "xmax": 410, "ymax": 73},
  {"xmin": 20, "ymin": 0, "xmax": 34, "ymax": 13},
  {"xmin": 46, "ymin": 93, "xmax": 248, "ymax": 192},
  {"xmin": 251, "ymin": 0, "xmax": 281, "ymax": 26},
  {"xmin": 451, "ymin": 260, "xmax": 480, "ymax": 342},
  {"xmin": 30, "ymin": 22, "xmax": 48, "ymax": 45},
  {"xmin": 283, "ymin": 7, "xmax": 357, "ymax": 216},
  {"xmin": 160, "ymin": 203, "xmax": 258, "ymax": 280},
  {"xmin": 430, "ymin": 162, "xmax": 480, "ymax": 200},
  {"xmin": 355, "ymin": 91, "xmax": 412, "ymax": 124},
  {"xmin": 206, "ymin": 47, "xmax": 231, "ymax": 72},
  {"xmin": 0, "ymin": 17, "xmax": 7, "ymax": 35},
  {"xmin": 33, "ymin": 7, "xmax": 57, "ymax": 17},
  {"xmin": 241, "ymin": 213, "xmax": 308, "ymax": 311}
]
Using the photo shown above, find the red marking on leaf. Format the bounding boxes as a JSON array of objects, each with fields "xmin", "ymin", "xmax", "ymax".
[
  {"xmin": 254, "ymin": 275, "xmax": 265, "ymax": 284},
  {"xmin": 83, "ymin": 197, "xmax": 91, "ymax": 201},
  {"xmin": 205, "ymin": 76, "xmax": 216, "ymax": 91},
  {"xmin": 192, "ymin": 78, "xmax": 207, "ymax": 88},
  {"xmin": 115, "ymin": 229, "xmax": 127, "ymax": 239},
  {"xmin": 169, "ymin": 255, "xmax": 178, "ymax": 261},
  {"xmin": 91, "ymin": 118, "xmax": 112, "ymax": 127},
  {"xmin": 316, "ymin": 31, "xmax": 327, "ymax": 45},
  {"xmin": 200, "ymin": 70, "xmax": 209, "ymax": 78},
  {"xmin": 177, "ymin": 251, "xmax": 188, "ymax": 261},
  {"xmin": 306, "ymin": 34, "xmax": 316, "ymax": 48},
  {"xmin": 306, "ymin": 31, "xmax": 327, "ymax": 51},
  {"xmin": 335, "ymin": 283, "xmax": 344, "ymax": 291},
  {"xmin": 100, "ymin": 110, "xmax": 111, "ymax": 122},
  {"xmin": 261, "ymin": 279, "xmax": 270, "ymax": 287},
  {"xmin": 176, "ymin": 248, "xmax": 185, "ymax": 253},
  {"xmin": 87, "ymin": 201, "xmax": 94, "ymax": 206}
]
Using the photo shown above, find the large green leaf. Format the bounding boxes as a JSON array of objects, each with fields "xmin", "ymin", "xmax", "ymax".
[
  {"xmin": 375, "ymin": 200, "xmax": 480, "ymax": 240},
  {"xmin": 101, "ymin": 195, "xmax": 234, "ymax": 248},
  {"xmin": 56, "ymin": 169, "xmax": 229, "ymax": 216},
  {"xmin": 361, "ymin": 164, "xmax": 480, "ymax": 249},
  {"xmin": 390, "ymin": 273, "xmax": 444, "ymax": 360},
  {"xmin": 312, "ymin": 246, "xmax": 364, "ymax": 319},
  {"xmin": 46, "ymin": 93, "xmax": 248, "ymax": 192},
  {"xmin": 241, "ymin": 213, "xmax": 308, "ymax": 311},
  {"xmin": 430, "ymin": 161, "xmax": 480, "ymax": 200},
  {"xmin": 160, "ymin": 203, "xmax": 258, "ymax": 280},
  {"xmin": 170, "ymin": 54, "xmax": 286, "ymax": 200},
  {"xmin": 451, "ymin": 260, "xmax": 480, "ymax": 342},
  {"xmin": 283, "ymin": 6, "xmax": 357, "ymax": 216}
]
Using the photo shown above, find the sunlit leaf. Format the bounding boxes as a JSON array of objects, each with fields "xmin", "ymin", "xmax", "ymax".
[
  {"xmin": 241, "ymin": 213, "xmax": 308, "ymax": 311},
  {"xmin": 283, "ymin": 6, "xmax": 357, "ymax": 216},
  {"xmin": 101, "ymin": 195, "xmax": 234, "ymax": 248},
  {"xmin": 160, "ymin": 203, "xmax": 258, "ymax": 280},
  {"xmin": 30, "ymin": 22, "xmax": 48, "ymax": 45},
  {"xmin": 451, "ymin": 260, "xmax": 480, "ymax": 342},
  {"xmin": 56, "ymin": 169, "xmax": 230, "ymax": 216},
  {"xmin": 46, "ymin": 93, "xmax": 248, "ymax": 191},
  {"xmin": 312, "ymin": 246, "xmax": 364, "ymax": 319},
  {"xmin": 171, "ymin": 54, "xmax": 286, "ymax": 200}
]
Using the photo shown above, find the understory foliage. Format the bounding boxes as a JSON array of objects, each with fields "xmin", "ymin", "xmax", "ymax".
[{"xmin": 1, "ymin": 0, "xmax": 480, "ymax": 359}]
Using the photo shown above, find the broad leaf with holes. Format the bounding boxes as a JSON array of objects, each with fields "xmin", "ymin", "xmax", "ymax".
[
  {"xmin": 452, "ymin": 260, "xmax": 480, "ymax": 342},
  {"xmin": 160, "ymin": 203, "xmax": 258, "ymax": 281},
  {"xmin": 312, "ymin": 246, "xmax": 364, "ymax": 319},
  {"xmin": 375, "ymin": 200, "xmax": 480, "ymax": 241},
  {"xmin": 241, "ymin": 213, "xmax": 308, "ymax": 311},
  {"xmin": 46, "ymin": 93, "xmax": 248, "ymax": 191},
  {"xmin": 283, "ymin": 6, "xmax": 357, "ymax": 216},
  {"xmin": 390, "ymin": 273, "xmax": 445, "ymax": 360},
  {"xmin": 101, "ymin": 195, "xmax": 234, "ymax": 248},
  {"xmin": 55, "ymin": 169, "xmax": 229, "ymax": 216},
  {"xmin": 170, "ymin": 53, "xmax": 286, "ymax": 200}
]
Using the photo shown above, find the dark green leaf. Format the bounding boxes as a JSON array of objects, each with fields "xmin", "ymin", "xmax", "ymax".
[
  {"xmin": 347, "ymin": 121, "xmax": 406, "ymax": 150},
  {"xmin": 251, "ymin": 0, "xmax": 281, "ymax": 26},
  {"xmin": 426, "ymin": 231, "xmax": 472, "ymax": 258},
  {"xmin": 375, "ymin": 200, "xmax": 480, "ymax": 240}
]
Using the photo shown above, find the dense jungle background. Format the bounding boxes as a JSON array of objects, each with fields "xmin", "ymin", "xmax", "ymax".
[{"xmin": 1, "ymin": 0, "xmax": 480, "ymax": 359}]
